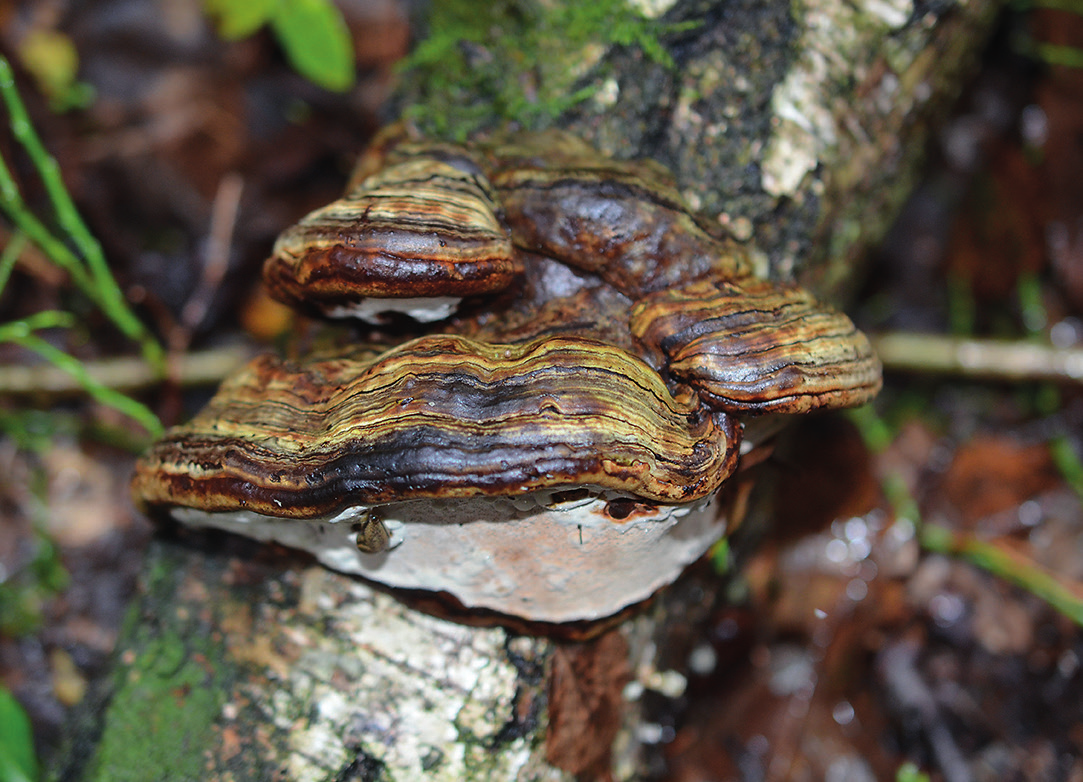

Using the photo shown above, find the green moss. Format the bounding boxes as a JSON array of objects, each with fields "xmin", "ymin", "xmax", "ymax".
[
  {"xmin": 399, "ymin": 0, "xmax": 695, "ymax": 138},
  {"xmin": 85, "ymin": 631, "xmax": 225, "ymax": 782},
  {"xmin": 0, "ymin": 441, "xmax": 69, "ymax": 637},
  {"xmin": 0, "ymin": 528, "xmax": 68, "ymax": 636}
]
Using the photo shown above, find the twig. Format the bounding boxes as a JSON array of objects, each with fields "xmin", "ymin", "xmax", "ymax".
[
  {"xmin": 0, "ymin": 315, "xmax": 164, "ymax": 435},
  {"xmin": 877, "ymin": 641, "xmax": 972, "ymax": 782},
  {"xmin": 179, "ymin": 172, "xmax": 244, "ymax": 339},
  {"xmin": 872, "ymin": 333, "xmax": 1083, "ymax": 384},
  {"xmin": 0, "ymin": 343, "xmax": 252, "ymax": 397}
]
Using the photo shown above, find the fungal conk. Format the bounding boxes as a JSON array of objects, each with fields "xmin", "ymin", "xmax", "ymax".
[{"xmin": 133, "ymin": 126, "xmax": 881, "ymax": 622}]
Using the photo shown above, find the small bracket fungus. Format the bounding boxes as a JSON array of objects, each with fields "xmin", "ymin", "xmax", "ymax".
[
  {"xmin": 133, "ymin": 127, "xmax": 882, "ymax": 623},
  {"xmin": 265, "ymin": 154, "xmax": 519, "ymax": 322}
]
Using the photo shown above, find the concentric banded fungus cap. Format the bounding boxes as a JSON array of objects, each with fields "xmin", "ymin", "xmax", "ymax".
[
  {"xmin": 135, "ymin": 126, "xmax": 882, "ymax": 623},
  {"xmin": 133, "ymin": 334, "xmax": 739, "ymax": 622},
  {"xmin": 133, "ymin": 335, "xmax": 733, "ymax": 512},
  {"xmin": 630, "ymin": 278, "xmax": 882, "ymax": 414},
  {"xmin": 264, "ymin": 152, "xmax": 519, "ymax": 323},
  {"xmin": 484, "ymin": 153, "xmax": 752, "ymax": 298}
]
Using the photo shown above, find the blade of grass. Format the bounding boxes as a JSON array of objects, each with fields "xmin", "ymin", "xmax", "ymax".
[
  {"xmin": 0, "ymin": 310, "xmax": 74, "ymax": 337},
  {"xmin": 0, "ymin": 154, "xmax": 96, "ymax": 293},
  {"xmin": 919, "ymin": 523, "xmax": 1083, "ymax": 626},
  {"xmin": 1048, "ymin": 435, "xmax": 1083, "ymax": 502},
  {"xmin": 1, "ymin": 57, "xmax": 120, "ymax": 300},
  {"xmin": 1036, "ymin": 42, "xmax": 1083, "ymax": 69},
  {"xmin": 0, "ymin": 232, "xmax": 27, "ymax": 294},
  {"xmin": 851, "ymin": 404, "xmax": 1083, "ymax": 624},
  {"xmin": 0, "ymin": 56, "xmax": 165, "ymax": 373},
  {"xmin": 0, "ymin": 318, "xmax": 163, "ymax": 438}
]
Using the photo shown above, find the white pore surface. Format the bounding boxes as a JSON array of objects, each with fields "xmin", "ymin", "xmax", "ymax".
[
  {"xmin": 323, "ymin": 296, "xmax": 462, "ymax": 323},
  {"xmin": 172, "ymin": 489, "xmax": 726, "ymax": 622}
]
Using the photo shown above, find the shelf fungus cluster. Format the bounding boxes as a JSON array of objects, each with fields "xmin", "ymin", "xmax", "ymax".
[{"xmin": 133, "ymin": 127, "xmax": 882, "ymax": 622}]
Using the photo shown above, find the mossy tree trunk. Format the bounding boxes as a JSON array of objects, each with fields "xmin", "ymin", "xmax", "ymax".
[{"xmin": 53, "ymin": 1, "xmax": 1002, "ymax": 779}]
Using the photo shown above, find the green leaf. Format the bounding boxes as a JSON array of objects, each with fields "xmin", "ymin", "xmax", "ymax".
[
  {"xmin": 0, "ymin": 686, "xmax": 38, "ymax": 782},
  {"xmin": 1036, "ymin": 42, "xmax": 1083, "ymax": 69},
  {"xmin": 16, "ymin": 29, "xmax": 94, "ymax": 112},
  {"xmin": 895, "ymin": 762, "xmax": 930, "ymax": 782},
  {"xmin": 204, "ymin": 0, "xmax": 278, "ymax": 39},
  {"xmin": 709, "ymin": 536, "xmax": 731, "ymax": 574},
  {"xmin": 271, "ymin": 0, "xmax": 355, "ymax": 92}
]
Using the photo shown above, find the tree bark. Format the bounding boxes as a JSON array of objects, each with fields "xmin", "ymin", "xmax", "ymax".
[{"xmin": 53, "ymin": 1, "xmax": 1002, "ymax": 779}]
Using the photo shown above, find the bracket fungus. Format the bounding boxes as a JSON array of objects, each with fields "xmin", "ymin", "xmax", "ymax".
[{"xmin": 133, "ymin": 127, "xmax": 882, "ymax": 623}]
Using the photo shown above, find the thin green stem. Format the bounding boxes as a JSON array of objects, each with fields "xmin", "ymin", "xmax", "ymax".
[
  {"xmin": 1049, "ymin": 435, "xmax": 1083, "ymax": 502},
  {"xmin": 0, "ymin": 232, "xmax": 27, "ymax": 294},
  {"xmin": 846, "ymin": 404, "xmax": 894, "ymax": 454},
  {"xmin": 0, "ymin": 153, "xmax": 96, "ymax": 292},
  {"xmin": 851, "ymin": 403, "xmax": 1082, "ymax": 624},
  {"xmin": 0, "ymin": 310, "xmax": 74, "ymax": 338},
  {"xmin": 1037, "ymin": 42, "xmax": 1083, "ymax": 69},
  {"xmin": 0, "ymin": 58, "xmax": 109, "ymax": 285},
  {"xmin": 3, "ymin": 331, "xmax": 163, "ymax": 438},
  {"xmin": 919, "ymin": 524, "xmax": 1083, "ymax": 626},
  {"xmin": 0, "ymin": 55, "xmax": 165, "ymax": 373}
]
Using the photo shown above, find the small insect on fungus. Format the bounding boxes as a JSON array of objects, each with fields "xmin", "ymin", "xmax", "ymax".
[{"xmin": 352, "ymin": 511, "xmax": 390, "ymax": 554}]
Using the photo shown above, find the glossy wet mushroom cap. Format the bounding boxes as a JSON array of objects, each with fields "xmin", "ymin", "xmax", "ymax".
[
  {"xmin": 264, "ymin": 154, "xmax": 520, "ymax": 322},
  {"xmin": 132, "ymin": 333, "xmax": 740, "ymax": 623},
  {"xmin": 132, "ymin": 333, "xmax": 736, "ymax": 518},
  {"xmin": 630, "ymin": 278, "xmax": 883, "ymax": 414},
  {"xmin": 488, "ymin": 156, "xmax": 751, "ymax": 298}
]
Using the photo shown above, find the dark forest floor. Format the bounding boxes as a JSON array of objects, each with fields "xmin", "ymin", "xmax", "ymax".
[{"xmin": 1, "ymin": 3, "xmax": 1082, "ymax": 781}]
